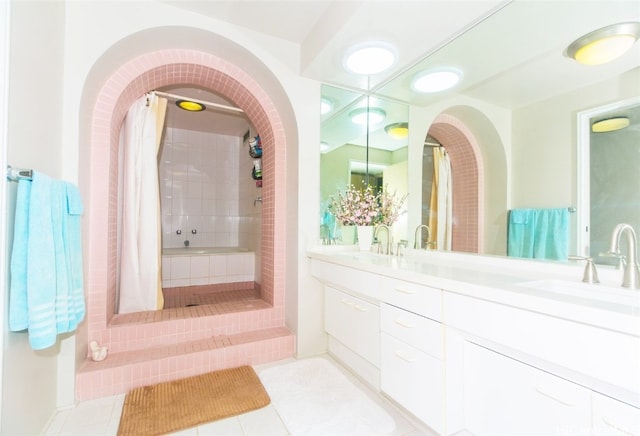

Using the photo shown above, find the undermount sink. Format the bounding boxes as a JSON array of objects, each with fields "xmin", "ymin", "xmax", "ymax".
[{"xmin": 518, "ymin": 279, "xmax": 640, "ymax": 307}]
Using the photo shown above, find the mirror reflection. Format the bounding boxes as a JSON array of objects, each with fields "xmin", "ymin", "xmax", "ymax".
[{"xmin": 319, "ymin": 1, "xmax": 640, "ymax": 265}]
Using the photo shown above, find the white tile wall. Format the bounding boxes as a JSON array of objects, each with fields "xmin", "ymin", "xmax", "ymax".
[{"xmin": 159, "ymin": 127, "xmax": 261, "ymax": 250}]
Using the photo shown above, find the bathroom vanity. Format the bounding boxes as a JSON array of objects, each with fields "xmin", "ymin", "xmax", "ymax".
[{"xmin": 308, "ymin": 248, "xmax": 640, "ymax": 435}]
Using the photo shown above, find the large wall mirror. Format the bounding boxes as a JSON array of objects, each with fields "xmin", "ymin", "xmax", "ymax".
[{"xmin": 319, "ymin": 1, "xmax": 640, "ymax": 265}]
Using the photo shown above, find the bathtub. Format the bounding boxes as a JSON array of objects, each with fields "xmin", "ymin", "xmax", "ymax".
[
  {"xmin": 161, "ymin": 246, "xmax": 255, "ymax": 288},
  {"xmin": 162, "ymin": 246, "xmax": 249, "ymax": 256}
]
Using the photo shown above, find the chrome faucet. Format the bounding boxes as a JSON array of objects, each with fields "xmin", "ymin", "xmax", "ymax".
[
  {"xmin": 414, "ymin": 224, "xmax": 431, "ymax": 250},
  {"xmin": 374, "ymin": 224, "xmax": 392, "ymax": 255},
  {"xmin": 607, "ymin": 223, "xmax": 640, "ymax": 289}
]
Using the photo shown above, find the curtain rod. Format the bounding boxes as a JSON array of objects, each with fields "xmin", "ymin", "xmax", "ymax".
[{"xmin": 153, "ymin": 91, "xmax": 244, "ymax": 114}]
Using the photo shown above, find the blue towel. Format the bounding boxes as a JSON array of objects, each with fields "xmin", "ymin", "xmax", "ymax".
[
  {"xmin": 507, "ymin": 208, "xmax": 569, "ymax": 261},
  {"xmin": 9, "ymin": 172, "xmax": 85, "ymax": 350}
]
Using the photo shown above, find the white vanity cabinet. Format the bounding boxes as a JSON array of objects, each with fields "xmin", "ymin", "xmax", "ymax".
[
  {"xmin": 463, "ymin": 341, "xmax": 592, "ymax": 435},
  {"xmin": 381, "ymin": 303, "xmax": 445, "ymax": 434},
  {"xmin": 324, "ymin": 285, "xmax": 380, "ymax": 367},
  {"xmin": 592, "ymin": 392, "xmax": 640, "ymax": 436}
]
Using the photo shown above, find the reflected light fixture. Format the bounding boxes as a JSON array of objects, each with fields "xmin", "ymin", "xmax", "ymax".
[
  {"xmin": 385, "ymin": 122, "xmax": 409, "ymax": 139},
  {"xmin": 320, "ymin": 141, "xmax": 330, "ymax": 152},
  {"xmin": 412, "ymin": 69, "xmax": 462, "ymax": 93},
  {"xmin": 344, "ymin": 42, "xmax": 396, "ymax": 75},
  {"xmin": 349, "ymin": 107, "xmax": 387, "ymax": 125},
  {"xmin": 591, "ymin": 117, "xmax": 630, "ymax": 133},
  {"xmin": 176, "ymin": 99, "xmax": 206, "ymax": 111},
  {"xmin": 320, "ymin": 98, "xmax": 333, "ymax": 115},
  {"xmin": 566, "ymin": 22, "xmax": 640, "ymax": 65}
]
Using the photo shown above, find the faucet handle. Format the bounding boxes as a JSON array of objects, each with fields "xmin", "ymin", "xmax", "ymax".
[
  {"xmin": 569, "ymin": 255, "xmax": 600, "ymax": 284},
  {"xmin": 599, "ymin": 250, "xmax": 627, "ymax": 270}
]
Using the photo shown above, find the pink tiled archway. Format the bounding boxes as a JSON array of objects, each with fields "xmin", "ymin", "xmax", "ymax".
[
  {"xmin": 428, "ymin": 113, "xmax": 484, "ymax": 253},
  {"xmin": 84, "ymin": 49, "xmax": 287, "ymax": 337}
]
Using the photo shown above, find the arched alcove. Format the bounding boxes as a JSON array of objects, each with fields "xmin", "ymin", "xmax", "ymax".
[{"xmin": 78, "ymin": 29, "xmax": 297, "ymax": 352}]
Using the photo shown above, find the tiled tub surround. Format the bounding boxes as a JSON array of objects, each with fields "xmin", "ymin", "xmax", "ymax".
[
  {"xmin": 79, "ymin": 49, "xmax": 293, "ymax": 402},
  {"xmin": 161, "ymin": 248, "xmax": 256, "ymax": 288}
]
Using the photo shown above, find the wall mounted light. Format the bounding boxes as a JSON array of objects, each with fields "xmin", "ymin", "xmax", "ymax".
[
  {"xmin": 344, "ymin": 42, "xmax": 397, "ymax": 75},
  {"xmin": 412, "ymin": 69, "xmax": 462, "ymax": 93},
  {"xmin": 176, "ymin": 99, "xmax": 206, "ymax": 111},
  {"xmin": 566, "ymin": 22, "xmax": 640, "ymax": 66},
  {"xmin": 384, "ymin": 122, "xmax": 409, "ymax": 139},
  {"xmin": 349, "ymin": 107, "xmax": 387, "ymax": 125},
  {"xmin": 591, "ymin": 117, "xmax": 630, "ymax": 132}
]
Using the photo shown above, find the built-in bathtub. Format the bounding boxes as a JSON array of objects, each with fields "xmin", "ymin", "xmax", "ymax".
[{"xmin": 161, "ymin": 246, "xmax": 256, "ymax": 289}]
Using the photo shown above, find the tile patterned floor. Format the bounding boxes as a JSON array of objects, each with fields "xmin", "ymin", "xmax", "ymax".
[{"xmin": 43, "ymin": 357, "xmax": 433, "ymax": 436}]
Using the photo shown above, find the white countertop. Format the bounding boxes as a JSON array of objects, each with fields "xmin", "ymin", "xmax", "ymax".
[{"xmin": 307, "ymin": 247, "xmax": 640, "ymax": 337}]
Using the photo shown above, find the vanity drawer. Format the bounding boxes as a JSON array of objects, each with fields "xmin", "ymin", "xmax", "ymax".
[
  {"xmin": 381, "ymin": 333, "xmax": 444, "ymax": 433},
  {"xmin": 379, "ymin": 277, "xmax": 442, "ymax": 321},
  {"xmin": 381, "ymin": 303, "xmax": 443, "ymax": 360}
]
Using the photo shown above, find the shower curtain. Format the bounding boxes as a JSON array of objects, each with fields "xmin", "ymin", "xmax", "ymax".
[
  {"xmin": 117, "ymin": 92, "xmax": 167, "ymax": 314},
  {"xmin": 427, "ymin": 147, "xmax": 452, "ymax": 250}
]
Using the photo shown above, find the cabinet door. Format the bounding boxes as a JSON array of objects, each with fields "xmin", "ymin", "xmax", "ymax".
[
  {"xmin": 592, "ymin": 392, "xmax": 640, "ymax": 436},
  {"xmin": 463, "ymin": 342, "xmax": 591, "ymax": 435},
  {"xmin": 381, "ymin": 333, "xmax": 444, "ymax": 434},
  {"xmin": 324, "ymin": 286, "xmax": 380, "ymax": 366}
]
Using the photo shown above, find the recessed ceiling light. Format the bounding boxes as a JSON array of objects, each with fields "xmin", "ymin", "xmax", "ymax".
[
  {"xmin": 591, "ymin": 117, "xmax": 630, "ymax": 132},
  {"xmin": 176, "ymin": 100, "xmax": 206, "ymax": 111},
  {"xmin": 384, "ymin": 122, "xmax": 409, "ymax": 139},
  {"xmin": 348, "ymin": 107, "xmax": 387, "ymax": 125},
  {"xmin": 320, "ymin": 98, "xmax": 333, "ymax": 115},
  {"xmin": 344, "ymin": 42, "xmax": 397, "ymax": 75},
  {"xmin": 412, "ymin": 69, "xmax": 462, "ymax": 93},
  {"xmin": 566, "ymin": 22, "xmax": 640, "ymax": 66}
]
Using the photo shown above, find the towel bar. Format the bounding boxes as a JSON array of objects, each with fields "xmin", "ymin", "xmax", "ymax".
[{"xmin": 6, "ymin": 166, "xmax": 33, "ymax": 181}]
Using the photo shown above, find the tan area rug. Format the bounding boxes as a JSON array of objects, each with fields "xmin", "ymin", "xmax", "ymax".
[{"xmin": 117, "ymin": 366, "xmax": 271, "ymax": 435}]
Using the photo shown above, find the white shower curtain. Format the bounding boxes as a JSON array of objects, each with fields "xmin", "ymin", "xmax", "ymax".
[{"xmin": 117, "ymin": 92, "xmax": 167, "ymax": 314}]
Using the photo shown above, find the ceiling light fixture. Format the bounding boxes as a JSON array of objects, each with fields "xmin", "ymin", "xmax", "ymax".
[
  {"xmin": 566, "ymin": 22, "xmax": 640, "ymax": 66},
  {"xmin": 176, "ymin": 99, "xmax": 206, "ymax": 112},
  {"xmin": 344, "ymin": 42, "xmax": 397, "ymax": 75},
  {"xmin": 591, "ymin": 117, "xmax": 630, "ymax": 133},
  {"xmin": 412, "ymin": 69, "xmax": 462, "ymax": 93},
  {"xmin": 320, "ymin": 141, "xmax": 330, "ymax": 152},
  {"xmin": 349, "ymin": 107, "xmax": 387, "ymax": 125},
  {"xmin": 384, "ymin": 122, "xmax": 409, "ymax": 139}
]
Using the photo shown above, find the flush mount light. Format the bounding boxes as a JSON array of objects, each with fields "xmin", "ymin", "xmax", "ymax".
[
  {"xmin": 320, "ymin": 141, "xmax": 330, "ymax": 152},
  {"xmin": 566, "ymin": 22, "xmax": 640, "ymax": 66},
  {"xmin": 412, "ymin": 69, "xmax": 462, "ymax": 93},
  {"xmin": 349, "ymin": 107, "xmax": 387, "ymax": 125},
  {"xmin": 320, "ymin": 98, "xmax": 333, "ymax": 115},
  {"xmin": 176, "ymin": 99, "xmax": 206, "ymax": 111},
  {"xmin": 344, "ymin": 42, "xmax": 397, "ymax": 75},
  {"xmin": 591, "ymin": 117, "xmax": 630, "ymax": 133},
  {"xmin": 384, "ymin": 122, "xmax": 409, "ymax": 139}
]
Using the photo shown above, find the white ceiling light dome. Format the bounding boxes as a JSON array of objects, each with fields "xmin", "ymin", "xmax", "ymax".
[
  {"xmin": 344, "ymin": 41, "xmax": 397, "ymax": 75},
  {"xmin": 412, "ymin": 68, "xmax": 462, "ymax": 93}
]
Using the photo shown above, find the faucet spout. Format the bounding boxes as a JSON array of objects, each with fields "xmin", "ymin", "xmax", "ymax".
[
  {"xmin": 374, "ymin": 224, "xmax": 391, "ymax": 255},
  {"xmin": 608, "ymin": 223, "xmax": 640, "ymax": 289},
  {"xmin": 414, "ymin": 224, "xmax": 431, "ymax": 250}
]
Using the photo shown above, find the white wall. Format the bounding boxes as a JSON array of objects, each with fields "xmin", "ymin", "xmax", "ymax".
[{"xmin": 1, "ymin": 1, "xmax": 67, "ymax": 433}]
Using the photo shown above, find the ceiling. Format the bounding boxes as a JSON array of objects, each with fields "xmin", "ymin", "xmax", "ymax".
[{"xmin": 157, "ymin": 1, "xmax": 640, "ymax": 142}]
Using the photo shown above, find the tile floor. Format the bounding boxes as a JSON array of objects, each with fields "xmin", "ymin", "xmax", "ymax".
[{"xmin": 43, "ymin": 356, "xmax": 432, "ymax": 436}]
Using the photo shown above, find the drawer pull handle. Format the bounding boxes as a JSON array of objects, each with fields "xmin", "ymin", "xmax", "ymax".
[
  {"xmin": 534, "ymin": 388, "xmax": 575, "ymax": 408},
  {"xmin": 394, "ymin": 350, "xmax": 417, "ymax": 363},
  {"xmin": 394, "ymin": 318, "xmax": 416, "ymax": 328},
  {"xmin": 340, "ymin": 299, "xmax": 354, "ymax": 306},
  {"xmin": 602, "ymin": 417, "xmax": 634, "ymax": 436},
  {"xmin": 354, "ymin": 305, "xmax": 368, "ymax": 312},
  {"xmin": 395, "ymin": 288, "xmax": 416, "ymax": 295}
]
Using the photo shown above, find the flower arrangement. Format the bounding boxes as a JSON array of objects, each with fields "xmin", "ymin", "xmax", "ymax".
[
  {"xmin": 330, "ymin": 184, "xmax": 380, "ymax": 226},
  {"xmin": 377, "ymin": 185, "xmax": 408, "ymax": 226},
  {"xmin": 329, "ymin": 184, "xmax": 407, "ymax": 226}
]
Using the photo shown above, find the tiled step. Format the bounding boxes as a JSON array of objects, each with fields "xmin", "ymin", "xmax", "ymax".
[{"xmin": 76, "ymin": 326, "xmax": 295, "ymax": 401}]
